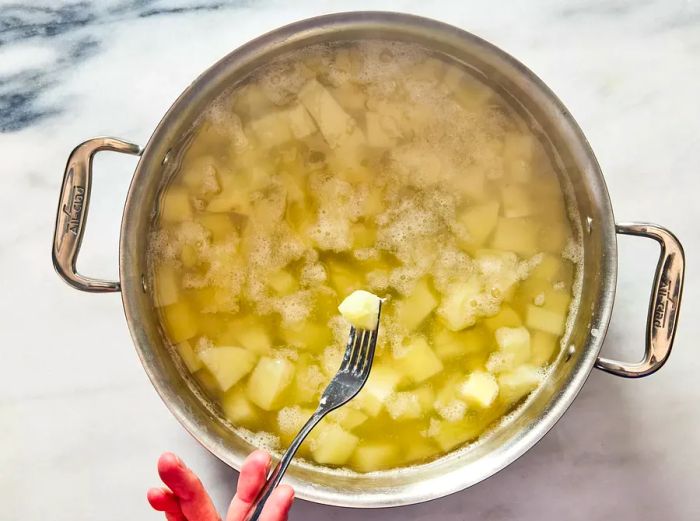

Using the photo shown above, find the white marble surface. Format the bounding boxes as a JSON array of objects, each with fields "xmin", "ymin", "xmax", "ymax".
[{"xmin": 1, "ymin": 1, "xmax": 699, "ymax": 519}]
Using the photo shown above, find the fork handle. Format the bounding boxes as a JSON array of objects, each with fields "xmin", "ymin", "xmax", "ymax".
[{"xmin": 243, "ymin": 410, "xmax": 325, "ymax": 521}]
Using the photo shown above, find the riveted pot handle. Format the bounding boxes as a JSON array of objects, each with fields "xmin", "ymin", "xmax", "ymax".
[
  {"xmin": 596, "ymin": 223, "xmax": 685, "ymax": 378},
  {"xmin": 52, "ymin": 137, "xmax": 141, "ymax": 292}
]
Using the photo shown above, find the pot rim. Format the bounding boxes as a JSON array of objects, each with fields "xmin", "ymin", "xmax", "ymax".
[{"xmin": 119, "ymin": 11, "xmax": 617, "ymax": 508}]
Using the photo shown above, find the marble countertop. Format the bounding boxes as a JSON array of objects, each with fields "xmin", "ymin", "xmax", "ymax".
[{"xmin": 2, "ymin": 1, "xmax": 698, "ymax": 519}]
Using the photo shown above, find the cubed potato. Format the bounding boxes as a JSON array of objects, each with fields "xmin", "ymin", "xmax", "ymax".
[
  {"xmin": 505, "ymin": 156, "xmax": 531, "ymax": 184},
  {"xmin": 267, "ymin": 269, "xmax": 299, "ymax": 296},
  {"xmin": 338, "ymin": 289, "xmax": 381, "ymax": 330},
  {"xmin": 354, "ymin": 365, "xmax": 401, "ymax": 416},
  {"xmin": 483, "ymin": 305, "xmax": 522, "ymax": 332},
  {"xmin": 433, "ymin": 376, "xmax": 467, "ymax": 422},
  {"xmin": 180, "ymin": 244, "xmax": 198, "ymax": 268},
  {"xmin": 396, "ymin": 278, "xmax": 438, "ymax": 331},
  {"xmin": 404, "ymin": 439, "xmax": 440, "ymax": 464},
  {"xmin": 199, "ymin": 317, "xmax": 230, "ymax": 342},
  {"xmin": 232, "ymin": 83, "xmax": 274, "ymax": 119},
  {"xmin": 460, "ymin": 201, "xmax": 500, "ymax": 246},
  {"xmin": 321, "ymin": 345, "xmax": 344, "ymax": 377},
  {"xmin": 526, "ymin": 305, "xmax": 566, "ymax": 336},
  {"xmin": 162, "ymin": 301, "xmax": 198, "ymax": 343},
  {"xmin": 395, "ymin": 337, "xmax": 443, "ymax": 383},
  {"xmin": 176, "ymin": 341, "xmax": 202, "ymax": 373},
  {"xmin": 504, "ymin": 132, "xmax": 534, "ymax": 162},
  {"xmin": 485, "ymin": 351, "xmax": 512, "ymax": 374},
  {"xmin": 298, "ymin": 79, "xmax": 364, "ymax": 149},
  {"xmin": 530, "ymin": 253, "xmax": 564, "ymax": 282},
  {"xmin": 277, "ymin": 406, "xmax": 314, "ymax": 437},
  {"xmin": 160, "ymin": 187, "xmax": 192, "ymax": 222},
  {"xmin": 206, "ymin": 187, "xmax": 251, "ymax": 214},
  {"xmin": 519, "ymin": 277, "xmax": 572, "ymax": 312},
  {"xmin": 328, "ymin": 407, "xmax": 369, "ymax": 430},
  {"xmin": 197, "ymin": 213, "xmax": 236, "ymax": 242},
  {"xmin": 430, "ymin": 418, "xmax": 482, "ymax": 452},
  {"xmin": 414, "ymin": 385, "xmax": 436, "ymax": 411},
  {"xmin": 433, "ymin": 326, "xmax": 489, "ymax": 360},
  {"xmin": 181, "ymin": 155, "xmax": 220, "ymax": 193},
  {"xmin": 409, "ymin": 56, "xmax": 446, "ymax": 82},
  {"xmin": 249, "ymin": 110, "xmax": 293, "ymax": 147},
  {"xmin": 154, "ymin": 264, "xmax": 179, "ymax": 307},
  {"xmin": 251, "ymin": 185, "xmax": 287, "ymax": 223},
  {"xmin": 221, "ymin": 388, "xmax": 260, "ymax": 428},
  {"xmin": 386, "ymin": 391, "xmax": 422, "ymax": 420},
  {"xmin": 365, "ymin": 111, "xmax": 400, "ymax": 148},
  {"xmin": 330, "ymin": 81, "xmax": 367, "ymax": 113},
  {"xmin": 327, "ymin": 132, "xmax": 367, "ymax": 179},
  {"xmin": 187, "ymin": 286, "xmax": 237, "ymax": 314},
  {"xmin": 279, "ymin": 165, "xmax": 306, "ymax": 201},
  {"xmin": 539, "ymin": 219, "xmax": 571, "ymax": 254},
  {"xmin": 491, "ymin": 217, "xmax": 540, "ymax": 257},
  {"xmin": 199, "ymin": 347, "xmax": 257, "ymax": 392},
  {"xmin": 455, "ymin": 166, "xmax": 487, "ymax": 201},
  {"xmin": 285, "ymin": 103, "xmax": 317, "ymax": 139},
  {"xmin": 543, "ymin": 290, "xmax": 572, "ymax": 315},
  {"xmin": 459, "ymin": 371, "xmax": 499, "ymax": 408},
  {"xmin": 503, "ymin": 133, "xmax": 535, "ymax": 183},
  {"xmin": 495, "ymin": 326, "xmax": 531, "ymax": 366},
  {"xmin": 497, "ymin": 364, "xmax": 542, "ymax": 404},
  {"xmin": 311, "ymin": 423, "xmax": 358, "ymax": 465},
  {"xmin": 501, "ymin": 184, "xmax": 536, "ymax": 217},
  {"xmin": 290, "ymin": 362, "xmax": 325, "ymax": 404},
  {"xmin": 281, "ymin": 321, "xmax": 332, "ymax": 353},
  {"xmin": 326, "ymin": 259, "xmax": 360, "ymax": 296},
  {"xmin": 443, "ymin": 63, "xmax": 486, "ymax": 97},
  {"xmin": 474, "ymin": 249, "xmax": 520, "ymax": 302},
  {"xmin": 350, "ymin": 442, "xmax": 400, "ymax": 472},
  {"xmin": 229, "ymin": 324, "xmax": 272, "ymax": 355},
  {"xmin": 246, "ymin": 357, "xmax": 295, "ymax": 410},
  {"xmin": 530, "ymin": 330, "xmax": 559, "ymax": 366},
  {"xmin": 437, "ymin": 276, "xmax": 482, "ymax": 331},
  {"xmin": 518, "ymin": 277, "xmax": 551, "ymax": 306}
]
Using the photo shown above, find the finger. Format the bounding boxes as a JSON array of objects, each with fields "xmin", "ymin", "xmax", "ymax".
[
  {"xmin": 157, "ymin": 452, "xmax": 220, "ymax": 521},
  {"xmin": 259, "ymin": 485, "xmax": 294, "ymax": 521},
  {"xmin": 226, "ymin": 451, "xmax": 271, "ymax": 520},
  {"xmin": 147, "ymin": 487, "xmax": 180, "ymax": 513},
  {"xmin": 165, "ymin": 512, "xmax": 187, "ymax": 521}
]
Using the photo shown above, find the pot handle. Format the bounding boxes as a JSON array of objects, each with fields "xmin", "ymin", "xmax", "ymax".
[
  {"xmin": 595, "ymin": 222, "xmax": 685, "ymax": 378},
  {"xmin": 52, "ymin": 137, "xmax": 141, "ymax": 292}
]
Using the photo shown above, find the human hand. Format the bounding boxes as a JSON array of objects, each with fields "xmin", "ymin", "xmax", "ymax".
[{"xmin": 147, "ymin": 450, "xmax": 294, "ymax": 521}]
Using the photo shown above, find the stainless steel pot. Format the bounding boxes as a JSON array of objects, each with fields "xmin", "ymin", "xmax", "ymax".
[{"xmin": 51, "ymin": 12, "xmax": 685, "ymax": 508}]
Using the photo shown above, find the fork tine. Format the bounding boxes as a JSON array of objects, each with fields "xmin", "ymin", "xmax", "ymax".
[
  {"xmin": 359, "ymin": 326, "xmax": 379, "ymax": 376},
  {"xmin": 356, "ymin": 326, "xmax": 377, "ymax": 376},
  {"xmin": 359, "ymin": 302, "xmax": 382, "ymax": 375},
  {"xmin": 350, "ymin": 330, "xmax": 367, "ymax": 374},
  {"xmin": 348, "ymin": 329, "xmax": 366, "ymax": 370},
  {"xmin": 340, "ymin": 326, "xmax": 358, "ymax": 371}
]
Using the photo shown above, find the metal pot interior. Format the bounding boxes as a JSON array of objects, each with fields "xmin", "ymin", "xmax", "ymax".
[{"xmin": 119, "ymin": 12, "xmax": 617, "ymax": 507}]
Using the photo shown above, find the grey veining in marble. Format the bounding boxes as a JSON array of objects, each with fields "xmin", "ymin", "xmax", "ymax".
[{"xmin": 1, "ymin": 1, "xmax": 698, "ymax": 520}]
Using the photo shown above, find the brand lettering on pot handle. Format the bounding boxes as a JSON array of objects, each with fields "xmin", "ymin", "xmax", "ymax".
[
  {"xmin": 653, "ymin": 276, "xmax": 674, "ymax": 330},
  {"xmin": 62, "ymin": 184, "xmax": 85, "ymax": 236}
]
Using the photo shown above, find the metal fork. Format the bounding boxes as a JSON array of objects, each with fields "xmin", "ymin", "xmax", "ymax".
[{"xmin": 243, "ymin": 302, "xmax": 382, "ymax": 521}]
